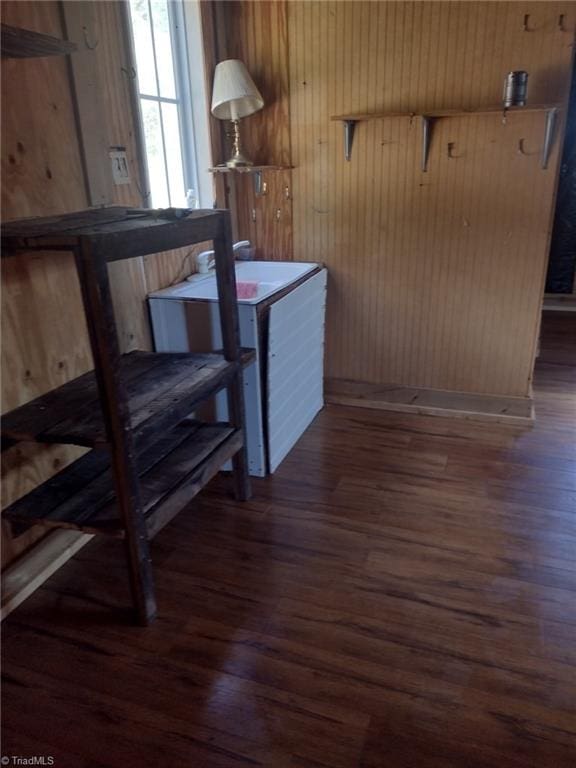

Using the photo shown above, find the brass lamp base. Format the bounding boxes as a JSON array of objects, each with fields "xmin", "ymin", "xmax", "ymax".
[
  {"xmin": 226, "ymin": 155, "xmax": 253, "ymax": 168},
  {"xmin": 226, "ymin": 119, "xmax": 253, "ymax": 168}
]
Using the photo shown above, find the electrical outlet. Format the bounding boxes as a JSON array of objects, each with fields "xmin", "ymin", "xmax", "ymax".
[{"xmin": 109, "ymin": 150, "xmax": 131, "ymax": 185}]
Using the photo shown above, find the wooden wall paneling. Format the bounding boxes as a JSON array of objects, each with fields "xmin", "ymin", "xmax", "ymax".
[
  {"xmin": 222, "ymin": 1, "xmax": 293, "ymax": 259},
  {"xmin": 1, "ymin": 0, "xmax": 92, "ymax": 568},
  {"xmin": 63, "ymin": 1, "xmax": 203, "ymax": 343},
  {"xmin": 286, "ymin": 1, "xmax": 574, "ymax": 399},
  {"xmin": 223, "ymin": 0, "xmax": 291, "ymax": 166},
  {"xmin": 61, "ymin": 1, "xmax": 112, "ymax": 207},
  {"xmin": 234, "ymin": 170, "xmax": 293, "ymax": 261},
  {"xmin": 94, "ymin": 0, "xmax": 151, "ymax": 353},
  {"xmin": 0, "ymin": 2, "xmax": 87, "ymax": 218},
  {"xmin": 68, "ymin": 0, "xmax": 152, "ymax": 353},
  {"xmin": 142, "ymin": 243, "xmax": 209, "ymax": 293},
  {"xmin": 200, "ymin": 0, "xmax": 243, "ymax": 242},
  {"xmin": 200, "ymin": 0, "xmax": 231, "ymax": 211}
]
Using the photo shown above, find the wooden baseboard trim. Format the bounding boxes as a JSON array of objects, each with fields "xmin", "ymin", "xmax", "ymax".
[
  {"xmin": 325, "ymin": 379, "xmax": 534, "ymax": 424},
  {"xmin": 542, "ymin": 296, "xmax": 576, "ymax": 313},
  {"xmin": 1, "ymin": 529, "xmax": 92, "ymax": 620}
]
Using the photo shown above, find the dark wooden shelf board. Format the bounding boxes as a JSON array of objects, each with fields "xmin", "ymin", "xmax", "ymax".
[
  {"xmin": 1, "ymin": 23, "xmax": 77, "ymax": 59},
  {"xmin": 1, "ymin": 207, "xmax": 225, "ymax": 261},
  {"xmin": 2, "ymin": 420, "xmax": 242, "ymax": 538},
  {"xmin": 1, "ymin": 349, "xmax": 255, "ymax": 450}
]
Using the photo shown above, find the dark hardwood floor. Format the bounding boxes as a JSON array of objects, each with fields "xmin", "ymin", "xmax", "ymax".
[{"xmin": 2, "ymin": 311, "xmax": 576, "ymax": 768}]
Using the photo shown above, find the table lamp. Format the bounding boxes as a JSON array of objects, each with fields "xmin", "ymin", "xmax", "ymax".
[{"xmin": 211, "ymin": 59, "xmax": 264, "ymax": 168}]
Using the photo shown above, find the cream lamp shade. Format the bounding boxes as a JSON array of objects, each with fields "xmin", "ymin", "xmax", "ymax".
[{"xmin": 211, "ymin": 59, "xmax": 264, "ymax": 121}]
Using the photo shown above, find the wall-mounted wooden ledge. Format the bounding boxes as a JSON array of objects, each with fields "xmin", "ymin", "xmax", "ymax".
[
  {"xmin": 209, "ymin": 165, "xmax": 293, "ymax": 173},
  {"xmin": 1, "ymin": 23, "xmax": 77, "ymax": 58},
  {"xmin": 209, "ymin": 165, "xmax": 293, "ymax": 195},
  {"xmin": 325, "ymin": 378, "xmax": 534, "ymax": 425},
  {"xmin": 331, "ymin": 104, "xmax": 562, "ymax": 169},
  {"xmin": 331, "ymin": 105, "xmax": 561, "ymax": 122}
]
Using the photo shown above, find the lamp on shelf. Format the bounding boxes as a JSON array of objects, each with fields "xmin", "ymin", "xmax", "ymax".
[{"xmin": 211, "ymin": 59, "xmax": 264, "ymax": 168}]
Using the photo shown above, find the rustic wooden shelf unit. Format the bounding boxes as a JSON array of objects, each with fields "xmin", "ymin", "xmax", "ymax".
[{"xmin": 1, "ymin": 206, "xmax": 252, "ymax": 625}]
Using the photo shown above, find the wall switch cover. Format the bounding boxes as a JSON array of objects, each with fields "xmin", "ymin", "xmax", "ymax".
[{"xmin": 109, "ymin": 150, "xmax": 131, "ymax": 185}]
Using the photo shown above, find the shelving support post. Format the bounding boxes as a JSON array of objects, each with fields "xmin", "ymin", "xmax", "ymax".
[
  {"xmin": 74, "ymin": 239, "xmax": 157, "ymax": 626},
  {"xmin": 213, "ymin": 213, "xmax": 251, "ymax": 502}
]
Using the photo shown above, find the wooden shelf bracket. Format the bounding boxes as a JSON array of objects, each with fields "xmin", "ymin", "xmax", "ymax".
[
  {"xmin": 253, "ymin": 170, "xmax": 265, "ymax": 196},
  {"xmin": 344, "ymin": 120, "xmax": 357, "ymax": 161},
  {"xmin": 421, "ymin": 116, "xmax": 435, "ymax": 172}
]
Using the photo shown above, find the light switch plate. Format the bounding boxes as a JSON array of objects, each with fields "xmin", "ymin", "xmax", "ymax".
[{"xmin": 109, "ymin": 150, "xmax": 131, "ymax": 185}]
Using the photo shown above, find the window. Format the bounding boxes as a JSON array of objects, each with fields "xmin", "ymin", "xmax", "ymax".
[{"xmin": 128, "ymin": 0, "xmax": 211, "ymax": 209}]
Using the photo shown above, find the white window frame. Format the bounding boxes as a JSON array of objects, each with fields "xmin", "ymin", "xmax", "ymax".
[
  {"xmin": 182, "ymin": 0, "xmax": 213, "ymax": 209},
  {"xmin": 126, "ymin": 0, "xmax": 213, "ymax": 209}
]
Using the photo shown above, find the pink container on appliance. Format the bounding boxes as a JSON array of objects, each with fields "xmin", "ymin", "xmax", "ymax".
[{"xmin": 236, "ymin": 281, "xmax": 259, "ymax": 299}]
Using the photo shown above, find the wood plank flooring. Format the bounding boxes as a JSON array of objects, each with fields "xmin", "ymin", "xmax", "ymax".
[{"xmin": 2, "ymin": 311, "xmax": 575, "ymax": 768}]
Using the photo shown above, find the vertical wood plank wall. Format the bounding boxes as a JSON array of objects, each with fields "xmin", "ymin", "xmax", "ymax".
[
  {"xmin": 220, "ymin": 0, "xmax": 294, "ymax": 260},
  {"xmin": 0, "ymin": 0, "xmax": 196, "ymax": 571},
  {"xmin": 2, "ymin": 0, "xmax": 92, "ymax": 568},
  {"xmin": 229, "ymin": 0, "xmax": 574, "ymax": 397}
]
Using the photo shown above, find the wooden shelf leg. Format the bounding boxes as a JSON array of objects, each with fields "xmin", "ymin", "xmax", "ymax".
[
  {"xmin": 213, "ymin": 213, "xmax": 252, "ymax": 501},
  {"xmin": 227, "ymin": 381, "xmax": 251, "ymax": 501},
  {"xmin": 74, "ymin": 242, "xmax": 157, "ymax": 625}
]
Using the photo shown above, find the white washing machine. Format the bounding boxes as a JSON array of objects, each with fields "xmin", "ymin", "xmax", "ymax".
[{"xmin": 148, "ymin": 261, "xmax": 327, "ymax": 476}]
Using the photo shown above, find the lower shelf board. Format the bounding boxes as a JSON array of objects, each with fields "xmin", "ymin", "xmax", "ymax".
[
  {"xmin": 1, "ymin": 349, "xmax": 255, "ymax": 450},
  {"xmin": 3, "ymin": 420, "xmax": 243, "ymax": 539}
]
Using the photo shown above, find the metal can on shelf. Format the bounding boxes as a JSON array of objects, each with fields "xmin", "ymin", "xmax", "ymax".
[{"xmin": 503, "ymin": 71, "xmax": 528, "ymax": 108}]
